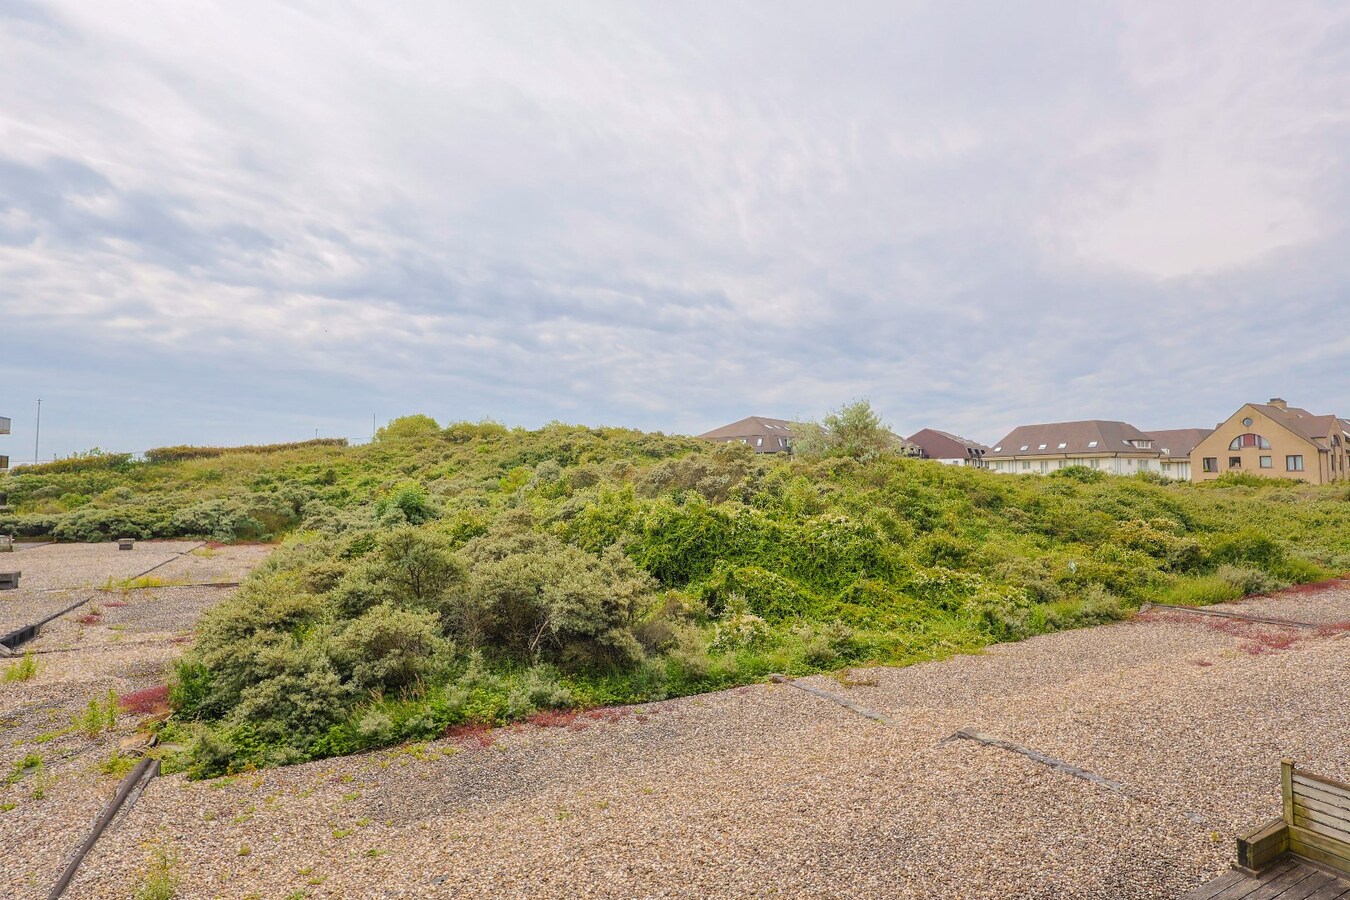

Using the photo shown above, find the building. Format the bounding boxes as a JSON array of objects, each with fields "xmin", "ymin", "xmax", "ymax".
[
  {"xmin": 1143, "ymin": 428, "xmax": 1212, "ymax": 481},
  {"xmin": 0, "ymin": 416, "xmax": 9, "ymax": 471},
  {"xmin": 985, "ymin": 420, "xmax": 1208, "ymax": 477},
  {"xmin": 906, "ymin": 428, "xmax": 990, "ymax": 467},
  {"xmin": 698, "ymin": 416, "xmax": 795, "ymax": 454},
  {"xmin": 1191, "ymin": 398, "xmax": 1350, "ymax": 485}
]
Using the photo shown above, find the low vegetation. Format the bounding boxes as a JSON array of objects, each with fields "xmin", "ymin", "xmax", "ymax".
[{"xmin": 2, "ymin": 406, "xmax": 1348, "ymax": 775}]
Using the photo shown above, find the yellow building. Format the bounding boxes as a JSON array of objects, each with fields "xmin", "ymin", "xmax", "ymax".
[{"xmin": 1191, "ymin": 398, "xmax": 1349, "ymax": 485}]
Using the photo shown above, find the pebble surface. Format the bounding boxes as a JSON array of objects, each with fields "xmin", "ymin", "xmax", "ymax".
[
  {"xmin": 0, "ymin": 543, "xmax": 272, "ymax": 894},
  {"xmin": 33, "ymin": 579, "xmax": 1348, "ymax": 900}
]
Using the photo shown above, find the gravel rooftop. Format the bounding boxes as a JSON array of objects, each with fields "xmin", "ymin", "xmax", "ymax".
[
  {"xmin": 26, "ymin": 580, "xmax": 1345, "ymax": 900},
  {"xmin": 0, "ymin": 543, "xmax": 273, "ymax": 895}
]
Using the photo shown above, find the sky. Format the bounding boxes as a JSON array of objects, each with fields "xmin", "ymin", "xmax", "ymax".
[{"xmin": 2, "ymin": 1, "xmax": 1348, "ymax": 460}]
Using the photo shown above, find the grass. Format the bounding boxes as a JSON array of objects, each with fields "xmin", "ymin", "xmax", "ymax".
[
  {"xmin": 99, "ymin": 751, "xmax": 137, "ymax": 777},
  {"xmin": 5, "ymin": 753, "xmax": 42, "ymax": 785},
  {"xmin": 1159, "ymin": 574, "xmax": 1245, "ymax": 607},
  {"xmin": 102, "ymin": 575, "xmax": 191, "ymax": 592},
  {"xmin": 77, "ymin": 689, "xmax": 120, "ymax": 738},
  {"xmin": 2, "ymin": 652, "xmax": 38, "ymax": 682},
  {"xmin": 132, "ymin": 847, "xmax": 179, "ymax": 900}
]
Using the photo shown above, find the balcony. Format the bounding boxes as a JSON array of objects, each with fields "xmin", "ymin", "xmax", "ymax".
[{"xmin": 0, "ymin": 416, "xmax": 9, "ymax": 435}]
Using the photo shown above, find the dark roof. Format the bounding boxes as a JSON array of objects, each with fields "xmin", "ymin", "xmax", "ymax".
[
  {"xmin": 1145, "ymin": 428, "xmax": 1212, "ymax": 459},
  {"xmin": 906, "ymin": 428, "xmax": 990, "ymax": 460},
  {"xmin": 1249, "ymin": 403, "xmax": 1342, "ymax": 449},
  {"xmin": 698, "ymin": 416, "xmax": 794, "ymax": 453},
  {"xmin": 986, "ymin": 420, "xmax": 1158, "ymax": 458},
  {"xmin": 698, "ymin": 416, "xmax": 794, "ymax": 440}
]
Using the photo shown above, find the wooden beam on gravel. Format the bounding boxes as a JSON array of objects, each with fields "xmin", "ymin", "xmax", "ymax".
[
  {"xmin": 48, "ymin": 756, "xmax": 160, "ymax": 899},
  {"xmin": 768, "ymin": 674, "xmax": 890, "ymax": 724},
  {"xmin": 946, "ymin": 728, "xmax": 1132, "ymax": 795},
  {"xmin": 1139, "ymin": 602, "xmax": 1320, "ymax": 629}
]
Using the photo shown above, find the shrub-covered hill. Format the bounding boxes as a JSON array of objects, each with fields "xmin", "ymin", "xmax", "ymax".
[{"xmin": 4, "ymin": 415, "xmax": 1348, "ymax": 774}]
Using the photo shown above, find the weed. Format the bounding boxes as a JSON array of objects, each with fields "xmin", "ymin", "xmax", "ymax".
[
  {"xmin": 2, "ymin": 652, "xmax": 38, "ymax": 683},
  {"xmin": 0, "ymin": 801, "xmax": 15, "ymax": 812},
  {"xmin": 237, "ymin": 845, "xmax": 251, "ymax": 857},
  {"xmin": 5, "ymin": 754, "xmax": 42, "ymax": 785},
  {"xmin": 364, "ymin": 847, "xmax": 388, "ymax": 858},
  {"xmin": 100, "ymin": 751, "xmax": 136, "ymax": 777},
  {"xmin": 132, "ymin": 847, "xmax": 179, "ymax": 900},
  {"xmin": 332, "ymin": 828, "xmax": 354, "ymax": 839}
]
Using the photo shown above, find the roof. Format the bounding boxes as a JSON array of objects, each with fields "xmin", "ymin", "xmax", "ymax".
[
  {"xmin": 1248, "ymin": 403, "xmax": 1343, "ymax": 449},
  {"xmin": 1145, "ymin": 428, "xmax": 1212, "ymax": 459},
  {"xmin": 698, "ymin": 416, "xmax": 794, "ymax": 441},
  {"xmin": 906, "ymin": 428, "xmax": 990, "ymax": 460},
  {"xmin": 985, "ymin": 420, "xmax": 1158, "ymax": 459}
]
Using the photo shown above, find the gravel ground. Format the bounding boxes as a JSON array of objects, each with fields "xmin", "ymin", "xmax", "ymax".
[
  {"xmin": 59, "ymin": 582, "xmax": 1350, "ymax": 900},
  {"xmin": 0, "ymin": 541, "xmax": 204, "ymax": 592},
  {"xmin": 0, "ymin": 543, "xmax": 273, "ymax": 894}
]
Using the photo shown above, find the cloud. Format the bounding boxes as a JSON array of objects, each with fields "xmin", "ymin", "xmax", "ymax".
[{"xmin": 0, "ymin": 0, "xmax": 1348, "ymax": 458}]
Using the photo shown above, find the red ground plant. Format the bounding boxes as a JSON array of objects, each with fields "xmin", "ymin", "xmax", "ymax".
[
  {"xmin": 444, "ymin": 723, "xmax": 496, "ymax": 748},
  {"xmin": 120, "ymin": 684, "xmax": 171, "ymax": 716},
  {"xmin": 76, "ymin": 613, "xmax": 102, "ymax": 625}
]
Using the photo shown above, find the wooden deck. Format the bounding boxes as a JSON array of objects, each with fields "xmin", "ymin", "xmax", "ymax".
[{"xmin": 1183, "ymin": 859, "xmax": 1350, "ymax": 900}]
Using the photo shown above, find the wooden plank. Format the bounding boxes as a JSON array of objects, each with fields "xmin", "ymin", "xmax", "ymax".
[
  {"xmin": 1302, "ymin": 874, "xmax": 1350, "ymax": 900},
  {"xmin": 1242, "ymin": 867, "xmax": 1317, "ymax": 900},
  {"xmin": 1290, "ymin": 825, "xmax": 1350, "ymax": 876},
  {"xmin": 1296, "ymin": 786, "xmax": 1350, "ymax": 819},
  {"xmin": 1270, "ymin": 871, "xmax": 1339, "ymax": 900},
  {"xmin": 1240, "ymin": 818, "xmax": 1291, "ymax": 871},
  {"xmin": 1287, "ymin": 761, "xmax": 1299, "ymax": 826},
  {"xmin": 1210, "ymin": 861, "xmax": 1298, "ymax": 900},
  {"xmin": 1185, "ymin": 870, "xmax": 1257, "ymax": 900},
  {"xmin": 1297, "ymin": 775, "xmax": 1350, "ymax": 805},
  {"xmin": 1294, "ymin": 805, "xmax": 1350, "ymax": 845}
]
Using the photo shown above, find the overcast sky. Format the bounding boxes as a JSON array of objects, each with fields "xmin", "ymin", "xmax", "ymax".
[{"xmin": 2, "ymin": 1, "xmax": 1348, "ymax": 459}]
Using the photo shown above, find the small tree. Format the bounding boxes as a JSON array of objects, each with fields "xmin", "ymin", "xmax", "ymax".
[{"xmin": 792, "ymin": 400, "xmax": 915, "ymax": 461}]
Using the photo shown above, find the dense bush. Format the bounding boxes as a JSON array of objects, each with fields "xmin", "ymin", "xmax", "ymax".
[{"xmin": 5, "ymin": 414, "xmax": 1348, "ymax": 775}]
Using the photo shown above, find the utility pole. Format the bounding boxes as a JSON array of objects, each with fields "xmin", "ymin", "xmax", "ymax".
[{"xmin": 33, "ymin": 398, "xmax": 41, "ymax": 465}]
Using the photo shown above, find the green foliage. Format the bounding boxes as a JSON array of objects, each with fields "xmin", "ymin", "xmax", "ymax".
[
  {"xmin": 133, "ymin": 847, "xmax": 179, "ymax": 900},
  {"xmin": 145, "ymin": 439, "xmax": 347, "ymax": 463},
  {"xmin": 790, "ymin": 399, "xmax": 916, "ymax": 461},
  {"xmin": 2, "ymin": 652, "xmax": 38, "ymax": 682},
  {"xmin": 4, "ymin": 416, "xmax": 1348, "ymax": 775}
]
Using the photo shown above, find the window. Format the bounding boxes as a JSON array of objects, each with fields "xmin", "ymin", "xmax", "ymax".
[
  {"xmin": 1090, "ymin": 459, "xmax": 1100, "ymax": 469},
  {"xmin": 1038, "ymin": 444, "xmax": 1047, "ymax": 450},
  {"xmin": 1057, "ymin": 442, "xmax": 1067, "ymax": 449},
  {"xmin": 1019, "ymin": 445, "xmax": 1029, "ymax": 451},
  {"xmin": 1088, "ymin": 441, "xmax": 1098, "ymax": 448},
  {"xmin": 1242, "ymin": 417, "xmax": 1253, "ymax": 427},
  {"xmin": 993, "ymin": 446, "xmax": 1002, "ymax": 452},
  {"xmin": 1229, "ymin": 456, "xmax": 1242, "ymax": 468},
  {"xmin": 756, "ymin": 437, "xmax": 763, "ymax": 447},
  {"xmin": 1286, "ymin": 455, "xmax": 1304, "ymax": 472},
  {"xmin": 1021, "ymin": 461, "xmax": 1030, "ymax": 471},
  {"xmin": 1039, "ymin": 461, "xmax": 1048, "ymax": 473},
  {"xmin": 1203, "ymin": 457, "xmax": 1218, "ymax": 473},
  {"xmin": 1162, "ymin": 463, "xmax": 1171, "ymax": 472},
  {"xmin": 1260, "ymin": 456, "xmax": 1272, "ymax": 468},
  {"xmin": 1228, "ymin": 433, "xmax": 1270, "ymax": 450}
]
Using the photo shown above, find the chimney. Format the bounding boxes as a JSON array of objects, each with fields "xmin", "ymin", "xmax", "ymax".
[{"xmin": 1268, "ymin": 397, "xmax": 1287, "ymax": 410}]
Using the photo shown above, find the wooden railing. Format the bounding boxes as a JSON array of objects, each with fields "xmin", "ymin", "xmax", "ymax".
[{"xmin": 1238, "ymin": 759, "xmax": 1350, "ymax": 875}]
